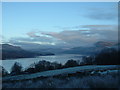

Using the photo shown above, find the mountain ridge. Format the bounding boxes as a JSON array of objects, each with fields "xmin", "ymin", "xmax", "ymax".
[{"xmin": 0, "ymin": 44, "xmax": 54, "ymax": 60}]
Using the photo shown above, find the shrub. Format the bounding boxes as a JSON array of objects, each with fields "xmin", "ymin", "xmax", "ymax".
[
  {"xmin": 24, "ymin": 67, "xmax": 36, "ymax": 73},
  {"xmin": 81, "ymin": 56, "xmax": 95, "ymax": 65},
  {"xmin": 2, "ymin": 66, "xmax": 9, "ymax": 77},
  {"xmin": 2, "ymin": 74, "xmax": 119, "ymax": 88},
  {"xmin": 25, "ymin": 60, "xmax": 63, "ymax": 73},
  {"xmin": 50, "ymin": 62, "xmax": 62, "ymax": 69},
  {"xmin": 10, "ymin": 62, "xmax": 23, "ymax": 75},
  {"xmin": 64, "ymin": 59, "xmax": 79, "ymax": 68},
  {"xmin": 34, "ymin": 60, "xmax": 51, "ymax": 72}
]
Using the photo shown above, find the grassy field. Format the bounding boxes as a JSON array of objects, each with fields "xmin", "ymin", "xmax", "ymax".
[{"xmin": 2, "ymin": 65, "xmax": 120, "ymax": 88}]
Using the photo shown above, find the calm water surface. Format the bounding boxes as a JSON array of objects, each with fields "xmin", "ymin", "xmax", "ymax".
[{"xmin": 1, "ymin": 54, "xmax": 83, "ymax": 72}]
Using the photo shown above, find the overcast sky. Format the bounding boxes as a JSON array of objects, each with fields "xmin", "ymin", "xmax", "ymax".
[{"xmin": 2, "ymin": 2, "xmax": 118, "ymax": 48}]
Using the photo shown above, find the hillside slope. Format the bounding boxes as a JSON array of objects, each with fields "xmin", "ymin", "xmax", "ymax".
[
  {"xmin": 0, "ymin": 44, "xmax": 40, "ymax": 60},
  {"xmin": 2, "ymin": 65, "xmax": 120, "ymax": 82},
  {"xmin": 0, "ymin": 44, "xmax": 54, "ymax": 60}
]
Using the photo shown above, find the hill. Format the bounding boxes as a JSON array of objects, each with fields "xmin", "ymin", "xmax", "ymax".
[
  {"xmin": 0, "ymin": 44, "xmax": 54, "ymax": 60},
  {"xmin": 62, "ymin": 41, "xmax": 118, "ymax": 55}
]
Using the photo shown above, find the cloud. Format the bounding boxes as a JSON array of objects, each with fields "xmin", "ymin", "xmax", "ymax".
[
  {"xmin": 26, "ymin": 31, "xmax": 56, "ymax": 43},
  {"xmin": 27, "ymin": 31, "xmax": 40, "ymax": 38},
  {"xmin": 83, "ymin": 25, "xmax": 118, "ymax": 40},
  {"xmin": 85, "ymin": 7, "xmax": 117, "ymax": 20},
  {"xmin": 9, "ymin": 36, "xmax": 54, "ymax": 45},
  {"xmin": 8, "ymin": 25, "xmax": 118, "ymax": 49},
  {"xmin": 42, "ymin": 25, "xmax": 118, "ymax": 46},
  {"xmin": 42, "ymin": 30, "xmax": 97, "ymax": 46},
  {"xmin": 8, "ymin": 31, "xmax": 66, "ymax": 49}
]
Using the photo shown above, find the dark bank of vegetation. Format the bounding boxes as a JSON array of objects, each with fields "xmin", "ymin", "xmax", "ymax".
[
  {"xmin": 2, "ymin": 47, "xmax": 119, "ymax": 77},
  {"xmin": 82, "ymin": 48, "xmax": 119, "ymax": 65},
  {"xmin": 94, "ymin": 48, "xmax": 119, "ymax": 65},
  {"xmin": 2, "ymin": 60, "xmax": 78, "ymax": 76}
]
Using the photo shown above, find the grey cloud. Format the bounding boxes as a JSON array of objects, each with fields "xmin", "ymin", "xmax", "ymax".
[
  {"xmin": 9, "ymin": 36, "xmax": 55, "ymax": 45},
  {"xmin": 8, "ymin": 25, "xmax": 118, "ymax": 49},
  {"xmin": 82, "ymin": 25, "xmax": 118, "ymax": 40},
  {"xmin": 9, "ymin": 40, "xmax": 52, "ymax": 50},
  {"xmin": 85, "ymin": 8, "xmax": 117, "ymax": 20},
  {"xmin": 42, "ymin": 25, "xmax": 118, "ymax": 47},
  {"xmin": 42, "ymin": 30, "xmax": 97, "ymax": 46},
  {"xmin": 27, "ymin": 31, "xmax": 40, "ymax": 37},
  {"xmin": 8, "ymin": 31, "xmax": 67, "ymax": 49},
  {"xmin": 26, "ymin": 31, "xmax": 55, "ymax": 43},
  {"xmin": 8, "ymin": 37, "xmax": 70, "ymax": 50}
]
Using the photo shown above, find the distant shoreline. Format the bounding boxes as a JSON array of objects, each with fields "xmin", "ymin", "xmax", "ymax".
[{"xmin": 1, "ymin": 54, "xmax": 55, "ymax": 60}]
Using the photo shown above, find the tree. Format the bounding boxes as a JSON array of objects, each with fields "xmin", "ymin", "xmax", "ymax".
[
  {"xmin": 24, "ymin": 67, "xmax": 36, "ymax": 73},
  {"xmin": 64, "ymin": 59, "xmax": 79, "ymax": 68},
  {"xmin": 24, "ymin": 60, "xmax": 63, "ymax": 74},
  {"xmin": 82, "ymin": 56, "xmax": 94, "ymax": 65},
  {"xmin": 94, "ymin": 48, "xmax": 119, "ymax": 65},
  {"xmin": 1, "ymin": 66, "xmax": 8, "ymax": 77},
  {"xmin": 10, "ymin": 62, "xmax": 23, "ymax": 75},
  {"xmin": 34, "ymin": 60, "xmax": 51, "ymax": 72},
  {"xmin": 50, "ymin": 62, "xmax": 62, "ymax": 69}
]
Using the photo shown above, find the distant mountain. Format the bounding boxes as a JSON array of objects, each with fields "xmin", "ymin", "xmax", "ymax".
[
  {"xmin": 62, "ymin": 46, "xmax": 102, "ymax": 55},
  {"xmin": 62, "ymin": 41, "xmax": 118, "ymax": 55},
  {"xmin": 94, "ymin": 41, "xmax": 117, "ymax": 47},
  {"xmin": 95, "ymin": 41, "xmax": 119, "ymax": 51},
  {"xmin": 0, "ymin": 44, "xmax": 54, "ymax": 60},
  {"xmin": 29, "ymin": 48, "xmax": 65, "ymax": 54}
]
